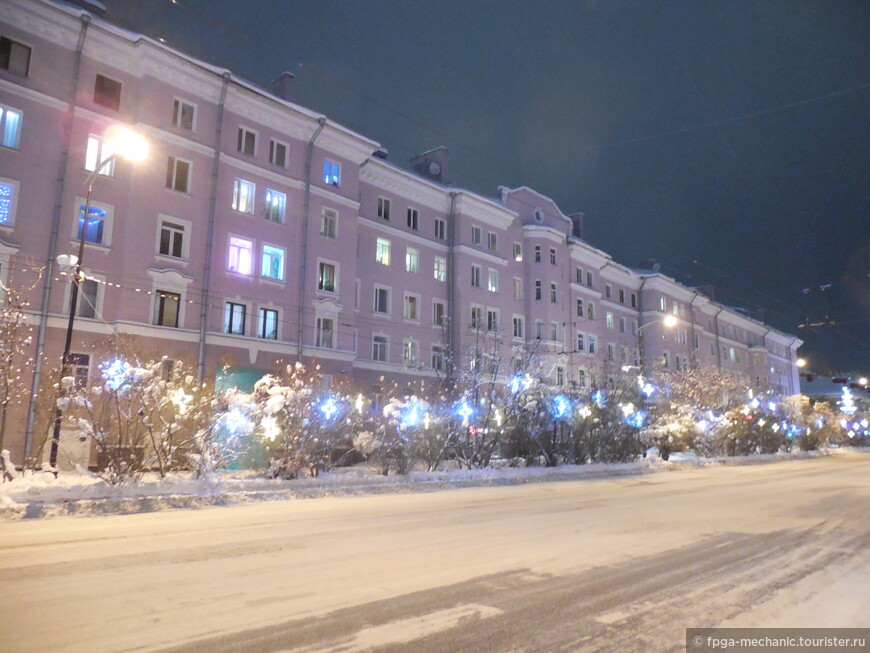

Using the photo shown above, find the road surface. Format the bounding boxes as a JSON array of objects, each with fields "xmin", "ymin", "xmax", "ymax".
[{"xmin": 2, "ymin": 452, "xmax": 869, "ymax": 652}]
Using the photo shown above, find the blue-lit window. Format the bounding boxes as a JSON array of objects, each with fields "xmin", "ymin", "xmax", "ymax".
[
  {"xmin": 0, "ymin": 181, "xmax": 14, "ymax": 225},
  {"xmin": 261, "ymin": 245, "xmax": 284, "ymax": 281},
  {"xmin": 322, "ymin": 160, "xmax": 340, "ymax": 186},
  {"xmin": 0, "ymin": 106, "xmax": 22, "ymax": 149},
  {"xmin": 77, "ymin": 205, "xmax": 106, "ymax": 244}
]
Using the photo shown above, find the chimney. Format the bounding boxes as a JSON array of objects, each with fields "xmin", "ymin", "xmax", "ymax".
[
  {"xmin": 373, "ymin": 147, "xmax": 389, "ymax": 160},
  {"xmin": 569, "ymin": 212, "xmax": 584, "ymax": 239},
  {"xmin": 272, "ymin": 71, "xmax": 296, "ymax": 102},
  {"xmin": 410, "ymin": 146, "xmax": 448, "ymax": 183}
]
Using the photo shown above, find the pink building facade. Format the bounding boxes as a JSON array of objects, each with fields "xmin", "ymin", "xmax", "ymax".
[{"xmin": 0, "ymin": 0, "xmax": 802, "ymax": 462}]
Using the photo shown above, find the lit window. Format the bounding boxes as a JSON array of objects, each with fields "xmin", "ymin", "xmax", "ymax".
[
  {"xmin": 0, "ymin": 179, "xmax": 18, "ymax": 225},
  {"xmin": 406, "ymin": 207, "xmax": 419, "ymax": 230},
  {"xmin": 232, "ymin": 179, "xmax": 255, "ymax": 214},
  {"xmin": 373, "ymin": 287, "xmax": 389, "ymax": 314},
  {"xmin": 318, "ymin": 261, "xmax": 336, "ymax": 292},
  {"xmin": 377, "ymin": 197, "xmax": 391, "ymax": 220},
  {"xmin": 513, "ymin": 242, "xmax": 522, "ymax": 261},
  {"xmin": 434, "ymin": 256, "xmax": 446, "ymax": 282},
  {"xmin": 323, "ymin": 160, "xmax": 340, "ymax": 186},
  {"xmin": 165, "ymin": 156, "xmax": 190, "ymax": 193},
  {"xmin": 403, "ymin": 294, "xmax": 418, "ymax": 320},
  {"xmin": 237, "ymin": 127, "xmax": 256, "ymax": 156},
  {"xmin": 76, "ymin": 205, "xmax": 106, "ymax": 244},
  {"xmin": 0, "ymin": 37, "xmax": 31, "ymax": 77},
  {"xmin": 372, "ymin": 335, "xmax": 387, "ymax": 362},
  {"xmin": 321, "ymin": 208, "xmax": 337, "ymax": 238},
  {"xmin": 402, "ymin": 339, "xmax": 418, "ymax": 365},
  {"xmin": 405, "ymin": 247, "xmax": 419, "ymax": 273},
  {"xmin": 0, "ymin": 105, "xmax": 22, "ymax": 149},
  {"xmin": 172, "ymin": 99, "xmax": 195, "ymax": 130},
  {"xmin": 316, "ymin": 317, "xmax": 334, "ymax": 348},
  {"xmin": 269, "ymin": 139, "xmax": 288, "ymax": 167},
  {"xmin": 265, "ymin": 189, "xmax": 286, "ymax": 223},
  {"xmin": 93, "ymin": 74, "xmax": 121, "ymax": 111},
  {"xmin": 261, "ymin": 245, "xmax": 285, "ymax": 280},
  {"xmin": 606, "ymin": 312, "xmax": 614, "ymax": 329},
  {"xmin": 375, "ymin": 238, "xmax": 391, "ymax": 265},
  {"xmin": 225, "ymin": 302, "xmax": 246, "ymax": 335},
  {"xmin": 435, "ymin": 218, "xmax": 446, "ymax": 240},
  {"xmin": 471, "ymin": 225, "xmax": 482, "ymax": 246},
  {"xmin": 227, "ymin": 236, "xmax": 253, "ymax": 274},
  {"xmin": 158, "ymin": 219, "xmax": 185, "ymax": 258},
  {"xmin": 259, "ymin": 308, "xmax": 278, "ymax": 339},
  {"xmin": 488, "ymin": 269, "xmax": 498, "ymax": 293},
  {"xmin": 154, "ymin": 291, "xmax": 180, "ymax": 327},
  {"xmin": 85, "ymin": 135, "xmax": 115, "ymax": 177}
]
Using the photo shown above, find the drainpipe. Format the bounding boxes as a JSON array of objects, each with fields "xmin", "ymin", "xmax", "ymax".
[
  {"xmin": 24, "ymin": 14, "xmax": 91, "ymax": 460},
  {"xmin": 445, "ymin": 191, "xmax": 459, "ymax": 384},
  {"xmin": 296, "ymin": 117, "xmax": 326, "ymax": 361},
  {"xmin": 197, "ymin": 71, "xmax": 232, "ymax": 380},
  {"xmin": 688, "ymin": 292, "xmax": 699, "ymax": 367},
  {"xmin": 636, "ymin": 276, "xmax": 647, "ymax": 373},
  {"xmin": 713, "ymin": 307, "xmax": 724, "ymax": 370}
]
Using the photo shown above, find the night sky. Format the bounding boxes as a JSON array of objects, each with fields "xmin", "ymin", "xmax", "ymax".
[{"xmin": 104, "ymin": 0, "xmax": 870, "ymax": 375}]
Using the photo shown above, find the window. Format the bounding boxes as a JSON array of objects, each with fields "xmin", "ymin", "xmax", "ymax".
[
  {"xmin": 316, "ymin": 317, "xmax": 334, "ymax": 348},
  {"xmin": 320, "ymin": 208, "xmax": 337, "ymax": 238},
  {"xmin": 225, "ymin": 302, "xmax": 246, "ymax": 335},
  {"xmin": 431, "ymin": 345, "xmax": 444, "ymax": 371},
  {"xmin": 323, "ymin": 160, "xmax": 340, "ymax": 186},
  {"xmin": 487, "ymin": 309, "xmax": 499, "ymax": 332},
  {"xmin": 0, "ymin": 105, "xmax": 21, "ymax": 149},
  {"xmin": 406, "ymin": 207, "xmax": 419, "ymax": 230},
  {"xmin": 578, "ymin": 369, "xmax": 587, "ymax": 389},
  {"xmin": 227, "ymin": 236, "xmax": 253, "ymax": 274},
  {"xmin": 70, "ymin": 353, "xmax": 90, "ymax": 387},
  {"xmin": 550, "ymin": 248, "xmax": 557, "ymax": 265},
  {"xmin": 660, "ymin": 297, "xmax": 667, "ymax": 311},
  {"xmin": 375, "ymin": 238, "xmax": 391, "ymax": 265},
  {"xmin": 694, "ymin": 333, "xmax": 701, "ymax": 350},
  {"xmin": 85, "ymin": 135, "xmax": 115, "ymax": 177},
  {"xmin": 513, "ymin": 316, "xmax": 524, "ymax": 338},
  {"xmin": 434, "ymin": 256, "xmax": 446, "ymax": 282},
  {"xmin": 471, "ymin": 264, "xmax": 481, "ymax": 288},
  {"xmin": 471, "ymin": 225, "xmax": 482, "ymax": 246},
  {"xmin": 0, "ymin": 37, "xmax": 31, "ymax": 77},
  {"xmin": 619, "ymin": 317, "xmax": 626, "ymax": 334},
  {"xmin": 154, "ymin": 291, "xmax": 180, "ymax": 327},
  {"xmin": 576, "ymin": 332, "xmax": 585, "ymax": 352},
  {"xmin": 631, "ymin": 293, "xmax": 637, "ymax": 308},
  {"xmin": 550, "ymin": 322, "xmax": 558, "ymax": 341},
  {"xmin": 586, "ymin": 271, "xmax": 593, "ymax": 287},
  {"xmin": 0, "ymin": 178, "xmax": 18, "ymax": 226},
  {"xmin": 607, "ymin": 343, "xmax": 615, "ymax": 361},
  {"xmin": 73, "ymin": 278, "xmax": 99, "ymax": 319},
  {"xmin": 237, "ymin": 127, "xmax": 256, "ymax": 156},
  {"xmin": 588, "ymin": 335, "xmax": 596, "ymax": 354},
  {"xmin": 373, "ymin": 286, "xmax": 390, "ymax": 314},
  {"xmin": 557, "ymin": 366, "xmax": 565, "ymax": 386},
  {"xmin": 488, "ymin": 232, "xmax": 498, "ymax": 252},
  {"xmin": 534, "ymin": 245, "xmax": 541, "ymax": 262},
  {"xmin": 605, "ymin": 284, "xmax": 612, "ymax": 299},
  {"xmin": 513, "ymin": 278, "xmax": 522, "ymax": 300},
  {"xmin": 619, "ymin": 289, "xmax": 625, "ymax": 304},
  {"xmin": 550, "ymin": 283, "xmax": 557, "ymax": 303},
  {"xmin": 433, "ymin": 300, "xmax": 445, "ymax": 326},
  {"xmin": 403, "ymin": 294, "xmax": 419, "ymax": 320},
  {"xmin": 93, "ymin": 74, "xmax": 121, "ymax": 111},
  {"xmin": 587, "ymin": 302, "xmax": 595, "ymax": 320},
  {"xmin": 402, "ymin": 339, "xmax": 418, "ymax": 365},
  {"xmin": 575, "ymin": 267, "xmax": 583, "ymax": 283},
  {"xmin": 514, "ymin": 242, "xmax": 522, "ymax": 261},
  {"xmin": 377, "ymin": 197, "xmax": 391, "ymax": 220},
  {"xmin": 606, "ymin": 312, "xmax": 614, "ymax": 329},
  {"xmin": 165, "ymin": 156, "xmax": 191, "ymax": 193},
  {"xmin": 662, "ymin": 352, "xmax": 670, "ymax": 368},
  {"xmin": 405, "ymin": 247, "xmax": 419, "ymax": 273},
  {"xmin": 232, "ymin": 179, "xmax": 255, "ymax": 214},
  {"xmin": 535, "ymin": 280, "xmax": 542, "ymax": 300},
  {"xmin": 269, "ymin": 139, "xmax": 288, "ymax": 167},
  {"xmin": 488, "ymin": 269, "xmax": 498, "ymax": 293},
  {"xmin": 576, "ymin": 298, "xmax": 584, "ymax": 317},
  {"xmin": 158, "ymin": 219, "xmax": 185, "ymax": 258},
  {"xmin": 172, "ymin": 99, "xmax": 195, "ymax": 130},
  {"xmin": 259, "ymin": 308, "xmax": 278, "ymax": 339},
  {"xmin": 76, "ymin": 204, "xmax": 107, "ymax": 245},
  {"xmin": 535, "ymin": 320, "xmax": 543, "ymax": 339},
  {"xmin": 435, "ymin": 218, "xmax": 446, "ymax": 240},
  {"xmin": 372, "ymin": 335, "xmax": 387, "ymax": 362},
  {"xmin": 264, "ymin": 189, "xmax": 286, "ymax": 223},
  {"xmin": 318, "ymin": 261, "xmax": 336, "ymax": 291},
  {"xmin": 470, "ymin": 306, "xmax": 483, "ymax": 329},
  {"xmin": 261, "ymin": 245, "xmax": 284, "ymax": 280}
]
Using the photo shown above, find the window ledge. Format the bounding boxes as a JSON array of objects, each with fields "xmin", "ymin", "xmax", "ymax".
[
  {"xmin": 258, "ymin": 276, "xmax": 285, "ymax": 287},
  {"xmin": 154, "ymin": 254, "xmax": 189, "ymax": 268}
]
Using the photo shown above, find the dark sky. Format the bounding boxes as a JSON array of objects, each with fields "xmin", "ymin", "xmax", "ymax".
[{"xmin": 104, "ymin": 0, "xmax": 870, "ymax": 375}]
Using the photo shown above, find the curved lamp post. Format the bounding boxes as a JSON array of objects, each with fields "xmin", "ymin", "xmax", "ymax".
[
  {"xmin": 636, "ymin": 313, "xmax": 678, "ymax": 374},
  {"xmin": 48, "ymin": 126, "xmax": 148, "ymax": 469}
]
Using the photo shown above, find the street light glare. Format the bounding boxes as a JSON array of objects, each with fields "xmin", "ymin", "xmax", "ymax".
[
  {"xmin": 796, "ymin": 358, "xmax": 807, "ymax": 368},
  {"xmin": 662, "ymin": 314, "xmax": 678, "ymax": 328},
  {"xmin": 104, "ymin": 125, "xmax": 149, "ymax": 162}
]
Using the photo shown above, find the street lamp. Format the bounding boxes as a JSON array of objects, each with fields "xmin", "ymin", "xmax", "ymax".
[
  {"xmin": 48, "ymin": 126, "xmax": 148, "ymax": 469},
  {"xmin": 636, "ymin": 313, "xmax": 678, "ymax": 374}
]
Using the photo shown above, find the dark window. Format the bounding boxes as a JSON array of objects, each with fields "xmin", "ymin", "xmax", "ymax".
[
  {"xmin": 0, "ymin": 37, "xmax": 31, "ymax": 77},
  {"xmin": 155, "ymin": 291, "xmax": 180, "ymax": 327},
  {"xmin": 94, "ymin": 74, "xmax": 122, "ymax": 111}
]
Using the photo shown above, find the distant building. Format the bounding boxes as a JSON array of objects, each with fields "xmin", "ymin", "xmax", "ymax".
[{"xmin": 0, "ymin": 0, "xmax": 802, "ymax": 464}]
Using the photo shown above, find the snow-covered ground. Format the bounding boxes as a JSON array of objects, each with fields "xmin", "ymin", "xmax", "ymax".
[{"xmin": 0, "ymin": 448, "xmax": 836, "ymax": 520}]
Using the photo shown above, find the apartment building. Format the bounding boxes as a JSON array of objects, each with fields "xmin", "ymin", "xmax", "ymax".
[{"xmin": 0, "ymin": 0, "xmax": 802, "ymax": 463}]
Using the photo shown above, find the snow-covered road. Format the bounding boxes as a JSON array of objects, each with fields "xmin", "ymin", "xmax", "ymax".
[{"xmin": 2, "ymin": 451, "xmax": 869, "ymax": 652}]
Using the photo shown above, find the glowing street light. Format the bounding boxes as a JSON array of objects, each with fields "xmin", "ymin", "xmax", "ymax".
[
  {"xmin": 49, "ymin": 126, "xmax": 149, "ymax": 469},
  {"xmin": 636, "ymin": 312, "xmax": 678, "ymax": 373}
]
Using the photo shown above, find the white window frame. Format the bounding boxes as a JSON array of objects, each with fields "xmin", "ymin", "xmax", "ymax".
[
  {"xmin": 375, "ymin": 237, "xmax": 391, "ymax": 266},
  {"xmin": 317, "ymin": 258, "xmax": 338, "ymax": 293},
  {"xmin": 377, "ymin": 196, "xmax": 391, "ymax": 220},
  {"xmin": 432, "ymin": 300, "xmax": 446, "ymax": 327},
  {"xmin": 512, "ymin": 315, "xmax": 524, "ymax": 339},
  {"xmin": 513, "ymin": 278, "xmax": 522, "ymax": 300},
  {"xmin": 487, "ymin": 268, "xmax": 499, "ymax": 293},
  {"xmin": 373, "ymin": 284, "xmax": 391, "ymax": 315},
  {"xmin": 435, "ymin": 217, "xmax": 446, "ymax": 240},
  {"xmin": 0, "ymin": 177, "xmax": 19, "ymax": 227},
  {"xmin": 269, "ymin": 138, "xmax": 288, "ymax": 167},
  {"xmin": 320, "ymin": 208, "xmax": 338, "ymax": 238},
  {"xmin": 315, "ymin": 315, "xmax": 335, "ymax": 348},
  {"xmin": 471, "ymin": 264, "xmax": 481, "ymax": 288},
  {"xmin": 227, "ymin": 235, "xmax": 254, "ymax": 275},
  {"xmin": 323, "ymin": 159, "xmax": 341, "ymax": 186},
  {"xmin": 513, "ymin": 242, "xmax": 522, "ymax": 261},
  {"xmin": 258, "ymin": 306, "xmax": 280, "ymax": 340},
  {"xmin": 487, "ymin": 232, "xmax": 498, "ymax": 252},
  {"xmin": 237, "ymin": 126, "xmax": 257, "ymax": 157},
  {"xmin": 260, "ymin": 243, "xmax": 285, "ymax": 281},
  {"xmin": 156, "ymin": 214, "xmax": 191, "ymax": 260},
  {"xmin": 406, "ymin": 207, "xmax": 419, "ymax": 230},
  {"xmin": 165, "ymin": 155, "xmax": 191, "ymax": 193},
  {"xmin": 0, "ymin": 104, "xmax": 22, "ymax": 150},
  {"xmin": 372, "ymin": 334, "xmax": 388, "ymax": 362},
  {"xmin": 232, "ymin": 179, "xmax": 255, "ymax": 214},
  {"xmin": 85, "ymin": 134, "xmax": 115, "ymax": 177},
  {"xmin": 172, "ymin": 98, "xmax": 196, "ymax": 131},
  {"xmin": 0, "ymin": 37, "xmax": 32, "ymax": 77},
  {"xmin": 402, "ymin": 338, "xmax": 419, "ymax": 366},
  {"xmin": 73, "ymin": 197, "xmax": 114, "ymax": 247},
  {"xmin": 405, "ymin": 247, "xmax": 419, "ymax": 274},
  {"xmin": 224, "ymin": 300, "xmax": 248, "ymax": 335},
  {"xmin": 264, "ymin": 189, "xmax": 286, "ymax": 223},
  {"xmin": 434, "ymin": 256, "xmax": 447, "ymax": 282},
  {"xmin": 403, "ymin": 292, "xmax": 420, "ymax": 321},
  {"xmin": 471, "ymin": 225, "xmax": 482, "ymax": 247},
  {"xmin": 487, "ymin": 308, "xmax": 499, "ymax": 332}
]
